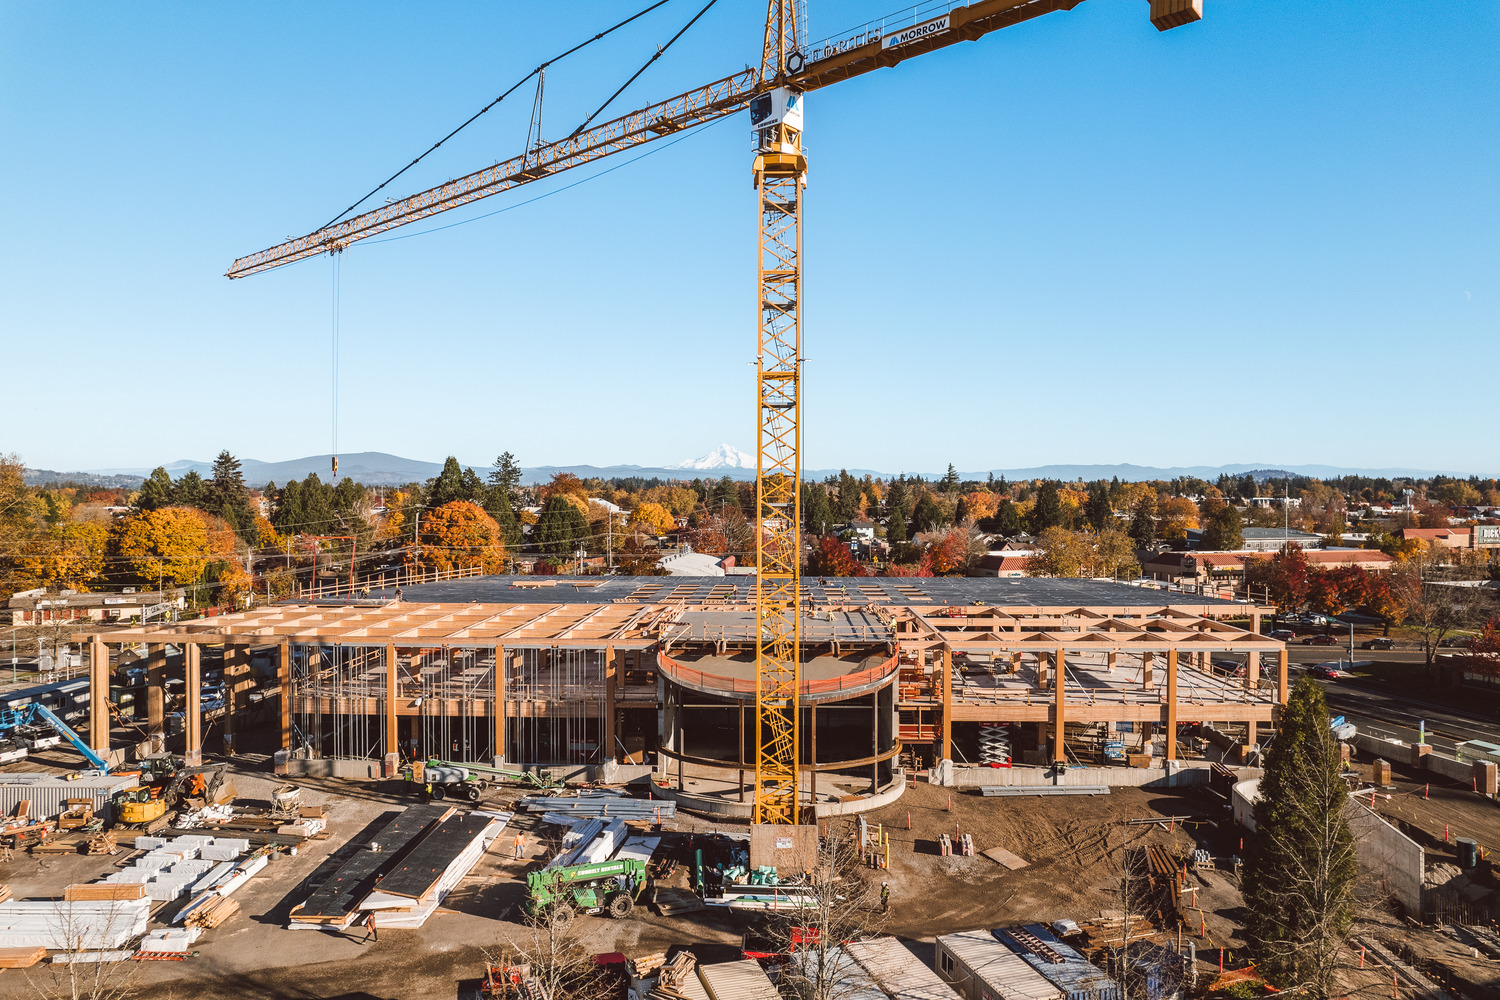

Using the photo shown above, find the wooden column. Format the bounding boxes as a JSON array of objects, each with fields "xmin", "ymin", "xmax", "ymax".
[
  {"xmin": 604, "ymin": 645, "xmax": 617, "ymax": 763},
  {"xmin": 1010, "ymin": 650, "xmax": 1021, "ymax": 674},
  {"xmin": 277, "ymin": 639, "xmax": 291, "ymax": 752},
  {"xmin": 88, "ymin": 637, "xmax": 110, "ymax": 757},
  {"xmin": 737, "ymin": 704, "xmax": 745, "ymax": 803},
  {"xmin": 1246, "ymin": 651, "xmax": 1260, "ymax": 691},
  {"xmin": 1107, "ymin": 650, "xmax": 1117, "ymax": 672},
  {"xmin": 1053, "ymin": 647, "xmax": 1067, "ymax": 763},
  {"xmin": 307, "ymin": 645, "xmax": 322, "ymax": 757},
  {"xmin": 146, "ymin": 643, "xmax": 166, "ymax": 731},
  {"xmin": 495, "ymin": 645, "xmax": 508, "ymax": 764},
  {"xmin": 940, "ymin": 646, "xmax": 953, "ymax": 763},
  {"xmin": 1142, "ymin": 651, "xmax": 1154, "ymax": 687},
  {"xmin": 1278, "ymin": 648, "xmax": 1289, "ymax": 704},
  {"xmin": 1037, "ymin": 651, "xmax": 1050, "ymax": 690},
  {"xmin": 223, "ymin": 644, "xmax": 243, "ymax": 748},
  {"xmin": 1165, "ymin": 649, "xmax": 1178, "ymax": 762},
  {"xmin": 185, "ymin": 641, "xmax": 202, "ymax": 765},
  {"xmin": 385, "ymin": 644, "xmax": 398, "ymax": 760}
]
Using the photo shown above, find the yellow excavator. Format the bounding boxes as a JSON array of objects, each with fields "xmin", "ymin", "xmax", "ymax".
[{"xmin": 116, "ymin": 755, "xmax": 236, "ymax": 833}]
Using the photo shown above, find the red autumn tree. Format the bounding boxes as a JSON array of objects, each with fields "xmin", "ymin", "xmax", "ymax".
[{"xmin": 807, "ymin": 535, "xmax": 859, "ymax": 577}]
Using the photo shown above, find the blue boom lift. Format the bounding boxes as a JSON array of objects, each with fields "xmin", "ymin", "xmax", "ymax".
[{"xmin": 0, "ymin": 702, "xmax": 110, "ymax": 772}]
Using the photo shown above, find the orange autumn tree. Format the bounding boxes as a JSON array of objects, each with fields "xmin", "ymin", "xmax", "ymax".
[
  {"xmin": 416, "ymin": 501, "xmax": 507, "ymax": 574},
  {"xmin": 115, "ymin": 507, "xmax": 212, "ymax": 589},
  {"xmin": 20, "ymin": 520, "xmax": 109, "ymax": 591}
]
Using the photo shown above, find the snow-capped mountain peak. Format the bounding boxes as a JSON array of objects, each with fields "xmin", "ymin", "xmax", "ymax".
[{"xmin": 667, "ymin": 444, "xmax": 755, "ymax": 470}]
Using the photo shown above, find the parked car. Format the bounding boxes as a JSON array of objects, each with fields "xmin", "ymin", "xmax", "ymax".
[
  {"xmin": 1267, "ymin": 629, "xmax": 1296, "ymax": 642},
  {"xmin": 1360, "ymin": 637, "xmax": 1395, "ymax": 650},
  {"xmin": 1304, "ymin": 634, "xmax": 1339, "ymax": 646},
  {"xmin": 1438, "ymin": 635, "xmax": 1471, "ymax": 648},
  {"xmin": 1283, "ymin": 612, "xmax": 1329, "ymax": 627},
  {"xmin": 1310, "ymin": 663, "xmax": 1344, "ymax": 679}
]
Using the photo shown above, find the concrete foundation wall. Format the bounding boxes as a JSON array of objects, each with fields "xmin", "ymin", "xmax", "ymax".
[
  {"xmin": 1346, "ymin": 800, "xmax": 1424, "ymax": 913},
  {"xmin": 1351, "ymin": 733, "xmax": 1490, "ymax": 788},
  {"xmin": 950, "ymin": 762, "xmax": 1223, "ymax": 789}
]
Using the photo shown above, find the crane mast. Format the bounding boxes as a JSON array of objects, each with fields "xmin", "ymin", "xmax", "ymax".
[
  {"xmin": 226, "ymin": 0, "xmax": 1204, "ymax": 832},
  {"xmin": 751, "ymin": 0, "xmax": 806, "ymax": 826}
]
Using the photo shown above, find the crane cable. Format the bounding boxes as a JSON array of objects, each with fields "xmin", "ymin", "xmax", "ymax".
[
  {"xmin": 331, "ymin": 252, "xmax": 341, "ymax": 479},
  {"xmin": 320, "ymin": 0, "xmax": 678, "ymax": 231},
  {"xmin": 570, "ymin": 0, "xmax": 721, "ymax": 139}
]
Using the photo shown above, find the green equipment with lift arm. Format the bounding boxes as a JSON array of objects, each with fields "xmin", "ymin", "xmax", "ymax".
[{"xmin": 523, "ymin": 858, "xmax": 651, "ymax": 928}]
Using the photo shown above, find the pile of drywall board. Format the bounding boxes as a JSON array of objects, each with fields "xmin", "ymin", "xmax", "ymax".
[
  {"xmin": 0, "ymin": 900, "xmax": 150, "ymax": 950},
  {"xmin": 101, "ymin": 834, "xmax": 250, "ymax": 902}
]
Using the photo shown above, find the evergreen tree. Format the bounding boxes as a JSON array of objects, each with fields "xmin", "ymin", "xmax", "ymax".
[
  {"xmin": 1085, "ymin": 482, "xmax": 1112, "ymax": 532},
  {"xmin": 534, "ymin": 495, "xmax": 589, "ymax": 557},
  {"xmin": 995, "ymin": 500, "xmax": 1022, "ymax": 537},
  {"xmin": 911, "ymin": 494, "xmax": 945, "ymax": 534},
  {"xmin": 803, "ymin": 484, "xmax": 833, "ymax": 536},
  {"xmin": 1128, "ymin": 493, "xmax": 1157, "ymax": 548},
  {"xmin": 174, "ymin": 470, "xmax": 207, "ymax": 509},
  {"xmin": 484, "ymin": 487, "xmax": 521, "ymax": 546},
  {"xmin": 460, "ymin": 467, "xmax": 485, "ymax": 503},
  {"xmin": 1201, "ymin": 501, "xmax": 1244, "ymax": 551},
  {"xmin": 207, "ymin": 450, "xmax": 257, "ymax": 541},
  {"xmin": 137, "ymin": 467, "xmax": 175, "ymax": 512},
  {"xmin": 1242, "ymin": 678, "xmax": 1358, "ymax": 994},
  {"xmin": 886, "ymin": 509, "xmax": 907, "ymax": 544},
  {"xmin": 884, "ymin": 480, "xmax": 909, "ymax": 523},
  {"xmin": 954, "ymin": 495, "xmax": 971, "ymax": 525},
  {"xmin": 1030, "ymin": 481, "xmax": 1063, "ymax": 533},
  {"xmin": 427, "ymin": 457, "xmax": 470, "ymax": 508},
  {"xmin": 940, "ymin": 463, "xmax": 961, "ymax": 492},
  {"xmin": 487, "ymin": 452, "xmax": 523, "ymax": 502},
  {"xmin": 272, "ymin": 479, "xmax": 303, "ymax": 535},
  {"xmin": 835, "ymin": 470, "xmax": 860, "ymax": 521}
]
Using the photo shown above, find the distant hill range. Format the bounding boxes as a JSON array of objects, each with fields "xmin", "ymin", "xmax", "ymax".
[{"xmin": 24, "ymin": 450, "xmax": 1486, "ymax": 490}]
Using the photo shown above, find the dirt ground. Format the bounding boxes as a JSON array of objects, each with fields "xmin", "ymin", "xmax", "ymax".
[
  {"xmin": 4, "ymin": 753, "xmax": 1494, "ymax": 1000},
  {"xmin": 0, "ymin": 765, "xmax": 1223, "ymax": 1000}
]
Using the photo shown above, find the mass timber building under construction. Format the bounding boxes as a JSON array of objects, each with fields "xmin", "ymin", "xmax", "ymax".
[{"xmin": 91, "ymin": 577, "xmax": 1287, "ymax": 816}]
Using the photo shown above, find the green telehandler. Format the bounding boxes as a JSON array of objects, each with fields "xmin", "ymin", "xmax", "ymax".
[
  {"xmin": 523, "ymin": 858, "xmax": 651, "ymax": 928},
  {"xmin": 402, "ymin": 757, "xmax": 561, "ymax": 801}
]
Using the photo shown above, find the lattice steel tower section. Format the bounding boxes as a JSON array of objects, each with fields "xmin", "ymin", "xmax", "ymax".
[{"xmin": 750, "ymin": 0, "xmax": 806, "ymax": 826}]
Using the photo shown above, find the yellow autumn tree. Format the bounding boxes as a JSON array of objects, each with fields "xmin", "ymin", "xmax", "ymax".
[
  {"xmin": 630, "ymin": 502, "xmax": 675, "ymax": 536},
  {"xmin": 416, "ymin": 500, "xmax": 507, "ymax": 574},
  {"xmin": 1156, "ymin": 495, "xmax": 1201, "ymax": 543},
  {"xmin": 114, "ymin": 507, "xmax": 211, "ymax": 589},
  {"xmin": 960, "ymin": 490, "xmax": 999, "ymax": 521},
  {"xmin": 380, "ymin": 489, "xmax": 409, "ymax": 541},
  {"xmin": 20, "ymin": 520, "xmax": 109, "ymax": 591}
]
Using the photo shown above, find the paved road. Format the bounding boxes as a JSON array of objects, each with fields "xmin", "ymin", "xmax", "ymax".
[{"xmin": 1292, "ymin": 666, "xmax": 1500, "ymax": 756}]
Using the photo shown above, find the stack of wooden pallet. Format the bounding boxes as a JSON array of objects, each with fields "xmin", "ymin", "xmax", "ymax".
[
  {"xmin": 87, "ymin": 830, "xmax": 118, "ymax": 855},
  {"xmin": 1080, "ymin": 909, "xmax": 1157, "ymax": 948},
  {"xmin": 0, "ymin": 885, "xmax": 12, "ymax": 904},
  {"xmin": 31, "ymin": 835, "xmax": 84, "ymax": 855},
  {"xmin": 185, "ymin": 895, "xmax": 240, "ymax": 929}
]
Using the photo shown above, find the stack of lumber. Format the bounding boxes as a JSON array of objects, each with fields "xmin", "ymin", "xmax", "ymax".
[
  {"xmin": 87, "ymin": 831, "xmax": 117, "ymax": 855},
  {"xmin": 32, "ymin": 835, "xmax": 84, "ymax": 855},
  {"xmin": 1080, "ymin": 909, "xmax": 1157, "ymax": 948},
  {"xmin": 170, "ymin": 807, "xmax": 327, "ymax": 846},
  {"xmin": 184, "ymin": 895, "xmax": 239, "ymax": 929},
  {"xmin": 0, "ymin": 946, "xmax": 44, "ymax": 969},
  {"xmin": 288, "ymin": 804, "xmax": 452, "ymax": 929},
  {"xmin": 64, "ymin": 883, "xmax": 147, "ymax": 902},
  {"xmin": 650, "ymin": 951, "xmax": 705, "ymax": 1000},
  {"xmin": 0, "ymin": 886, "xmax": 12, "ymax": 905},
  {"xmin": 629, "ymin": 951, "xmax": 669, "ymax": 978},
  {"xmin": 652, "ymin": 887, "xmax": 705, "ymax": 916}
]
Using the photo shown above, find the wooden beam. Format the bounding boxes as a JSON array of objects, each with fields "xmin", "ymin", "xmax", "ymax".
[
  {"xmin": 277, "ymin": 639, "xmax": 291, "ymax": 752},
  {"xmin": 1165, "ymin": 649, "xmax": 1178, "ymax": 762},
  {"xmin": 1053, "ymin": 647, "xmax": 1066, "ymax": 763},
  {"xmin": 1278, "ymin": 647, "xmax": 1289, "ymax": 704},
  {"xmin": 146, "ymin": 643, "xmax": 165, "ymax": 730},
  {"xmin": 604, "ymin": 645, "xmax": 617, "ymax": 763},
  {"xmin": 88, "ymin": 637, "xmax": 109, "ymax": 756},
  {"xmin": 185, "ymin": 641, "xmax": 202, "ymax": 765},
  {"xmin": 386, "ymin": 643, "xmax": 398, "ymax": 763},
  {"xmin": 940, "ymin": 647, "xmax": 953, "ymax": 763}
]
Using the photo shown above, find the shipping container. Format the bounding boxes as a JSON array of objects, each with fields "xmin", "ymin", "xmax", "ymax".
[
  {"xmin": 936, "ymin": 930, "xmax": 1063, "ymax": 1000},
  {"xmin": 0, "ymin": 773, "xmax": 139, "ymax": 824},
  {"xmin": 844, "ymin": 936, "xmax": 962, "ymax": 1000}
]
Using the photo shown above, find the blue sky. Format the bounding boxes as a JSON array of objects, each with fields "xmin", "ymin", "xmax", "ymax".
[{"xmin": 3, "ymin": 1, "xmax": 1496, "ymax": 475}]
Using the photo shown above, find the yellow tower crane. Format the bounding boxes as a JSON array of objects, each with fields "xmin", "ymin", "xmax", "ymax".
[{"xmin": 228, "ymin": 0, "xmax": 1204, "ymax": 827}]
